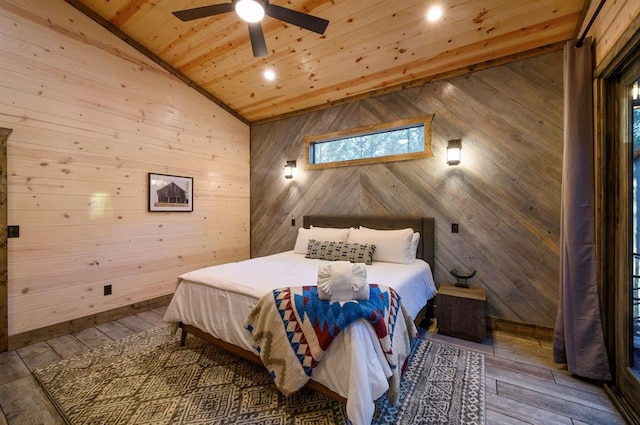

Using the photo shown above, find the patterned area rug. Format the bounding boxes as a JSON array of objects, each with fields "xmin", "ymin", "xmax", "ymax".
[{"xmin": 34, "ymin": 326, "xmax": 484, "ymax": 425}]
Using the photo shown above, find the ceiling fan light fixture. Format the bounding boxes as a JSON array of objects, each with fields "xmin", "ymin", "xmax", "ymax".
[{"xmin": 235, "ymin": 0, "xmax": 265, "ymax": 23}]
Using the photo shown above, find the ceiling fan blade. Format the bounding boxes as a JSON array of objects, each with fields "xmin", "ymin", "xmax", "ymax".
[
  {"xmin": 172, "ymin": 3, "xmax": 235, "ymax": 21},
  {"xmin": 248, "ymin": 23, "xmax": 268, "ymax": 57},
  {"xmin": 266, "ymin": 4, "xmax": 329, "ymax": 34}
]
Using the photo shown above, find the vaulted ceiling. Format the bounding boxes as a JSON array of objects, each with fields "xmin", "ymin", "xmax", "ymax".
[{"xmin": 67, "ymin": 0, "xmax": 586, "ymax": 124}]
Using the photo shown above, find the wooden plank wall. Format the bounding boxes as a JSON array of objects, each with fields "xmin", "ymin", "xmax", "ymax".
[
  {"xmin": 0, "ymin": 0, "xmax": 250, "ymax": 336},
  {"xmin": 581, "ymin": 0, "xmax": 640, "ymax": 68},
  {"xmin": 251, "ymin": 51, "xmax": 563, "ymax": 329}
]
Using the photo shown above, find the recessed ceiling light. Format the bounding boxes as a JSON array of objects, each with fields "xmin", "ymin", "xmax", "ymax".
[
  {"xmin": 263, "ymin": 69, "xmax": 276, "ymax": 81},
  {"xmin": 427, "ymin": 5, "xmax": 443, "ymax": 22}
]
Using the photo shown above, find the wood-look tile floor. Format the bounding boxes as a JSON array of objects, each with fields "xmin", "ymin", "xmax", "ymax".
[{"xmin": 0, "ymin": 308, "xmax": 627, "ymax": 425}]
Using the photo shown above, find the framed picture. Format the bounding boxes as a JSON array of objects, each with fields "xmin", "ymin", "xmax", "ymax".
[{"xmin": 148, "ymin": 173, "xmax": 193, "ymax": 212}]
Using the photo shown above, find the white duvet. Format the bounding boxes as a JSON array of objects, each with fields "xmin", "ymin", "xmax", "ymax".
[{"xmin": 163, "ymin": 251, "xmax": 437, "ymax": 425}]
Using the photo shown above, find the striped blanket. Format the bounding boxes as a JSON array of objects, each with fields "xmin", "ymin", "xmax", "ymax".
[{"xmin": 245, "ymin": 284, "xmax": 411, "ymax": 402}]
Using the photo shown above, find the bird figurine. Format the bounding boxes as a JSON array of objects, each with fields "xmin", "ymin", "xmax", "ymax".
[{"xmin": 449, "ymin": 268, "xmax": 476, "ymax": 288}]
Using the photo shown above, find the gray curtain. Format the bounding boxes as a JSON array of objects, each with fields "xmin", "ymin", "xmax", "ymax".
[{"xmin": 553, "ymin": 38, "xmax": 611, "ymax": 381}]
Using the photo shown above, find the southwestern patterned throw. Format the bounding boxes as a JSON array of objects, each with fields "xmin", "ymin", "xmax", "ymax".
[{"xmin": 245, "ymin": 284, "xmax": 410, "ymax": 403}]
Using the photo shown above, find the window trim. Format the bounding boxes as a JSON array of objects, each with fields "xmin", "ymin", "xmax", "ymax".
[{"xmin": 304, "ymin": 114, "xmax": 434, "ymax": 170}]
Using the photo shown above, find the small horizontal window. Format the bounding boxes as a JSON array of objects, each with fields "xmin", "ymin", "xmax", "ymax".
[{"xmin": 305, "ymin": 115, "xmax": 433, "ymax": 169}]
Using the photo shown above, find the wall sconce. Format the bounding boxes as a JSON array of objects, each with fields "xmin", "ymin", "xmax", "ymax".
[
  {"xmin": 447, "ymin": 139, "xmax": 461, "ymax": 166},
  {"xmin": 284, "ymin": 160, "xmax": 296, "ymax": 179}
]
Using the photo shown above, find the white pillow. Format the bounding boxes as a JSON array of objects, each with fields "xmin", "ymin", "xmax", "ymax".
[
  {"xmin": 348, "ymin": 227, "xmax": 415, "ymax": 264},
  {"xmin": 363, "ymin": 227, "xmax": 420, "ymax": 262},
  {"xmin": 410, "ymin": 232, "xmax": 420, "ymax": 262},
  {"xmin": 293, "ymin": 227, "xmax": 351, "ymax": 254}
]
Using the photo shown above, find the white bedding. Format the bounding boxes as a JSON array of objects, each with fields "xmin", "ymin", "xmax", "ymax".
[{"xmin": 163, "ymin": 250, "xmax": 437, "ymax": 425}]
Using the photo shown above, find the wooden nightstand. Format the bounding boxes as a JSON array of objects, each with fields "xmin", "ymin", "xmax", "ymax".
[{"xmin": 436, "ymin": 283, "xmax": 487, "ymax": 342}]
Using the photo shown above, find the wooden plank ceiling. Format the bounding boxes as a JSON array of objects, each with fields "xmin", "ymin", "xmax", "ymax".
[{"xmin": 68, "ymin": 0, "xmax": 586, "ymax": 123}]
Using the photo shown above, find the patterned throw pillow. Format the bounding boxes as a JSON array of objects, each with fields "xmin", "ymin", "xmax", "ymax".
[{"xmin": 305, "ymin": 239, "xmax": 376, "ymax": 265}]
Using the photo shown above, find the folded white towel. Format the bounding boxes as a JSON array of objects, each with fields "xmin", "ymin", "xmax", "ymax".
[{"xmin": 317, "ymin": 261, "xmax": 369, "ymax": 302}]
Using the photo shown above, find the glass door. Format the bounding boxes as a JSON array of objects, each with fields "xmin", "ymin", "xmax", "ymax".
[
  {"xmin": 632, "ymin": 79, "xmax": 640, "ymax": 375},
  {"xmin": 610, "ymin": 59, "xmax": 640, "ymax": 418}
]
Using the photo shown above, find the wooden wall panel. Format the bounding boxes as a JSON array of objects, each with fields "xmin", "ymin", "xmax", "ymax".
[
  {"xmin": 251, "ymin": 51, "xmax": 563, "ymax": 329},
  {"xmin": 581, "ymin": 0, "xmax": 640, "ymax": 68},
  {"xmin": 0, "ymin": 0, "xmax": 250, "ymax": 335}
]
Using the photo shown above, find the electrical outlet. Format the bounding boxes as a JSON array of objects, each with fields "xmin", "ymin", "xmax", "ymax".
[
  {"xmin": 451, "ymin": 223, "xmax": 459, "ymax": 233},
  {"xmin": 104, "ymin": 284, "xmax": 112, "ymax": 296},
  {"xmin": 7, "ymin": 225, "xmax": 19, "ymax": 238}
]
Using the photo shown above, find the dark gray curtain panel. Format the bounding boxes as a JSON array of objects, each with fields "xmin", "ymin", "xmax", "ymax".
[{"xmin": 553, "ymin": 38, "xmax": 611, "ymax": 381}]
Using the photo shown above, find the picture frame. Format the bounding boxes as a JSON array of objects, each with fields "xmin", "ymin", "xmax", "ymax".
[{"xmin": 148, "ymin": 173, "xmax": 193, "ymax": 212}]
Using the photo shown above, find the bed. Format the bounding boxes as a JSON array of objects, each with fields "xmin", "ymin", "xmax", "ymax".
[{"xmin": 163, "ymin": 215, "xmax": 437, "ymax": 424}]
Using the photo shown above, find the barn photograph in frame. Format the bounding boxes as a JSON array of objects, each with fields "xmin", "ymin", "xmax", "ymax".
[{"xmin": 148, "ymin": 173, "xmax": 193, "ymax": 212}]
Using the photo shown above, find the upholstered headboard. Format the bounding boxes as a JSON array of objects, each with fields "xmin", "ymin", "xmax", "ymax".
[{"xmin": 302, "ymin": 215, "xmax": 435, "ymax": 267}]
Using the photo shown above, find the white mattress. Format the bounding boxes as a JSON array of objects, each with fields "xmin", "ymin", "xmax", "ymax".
[{"xmin": 163, "ymin": 251, "xmax": 437, "ymax": 424}]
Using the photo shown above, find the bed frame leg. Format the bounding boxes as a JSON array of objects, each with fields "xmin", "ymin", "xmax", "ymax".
[{"xmin": 180, "ymin": 326, "xmax": 188, "ymax": 346}]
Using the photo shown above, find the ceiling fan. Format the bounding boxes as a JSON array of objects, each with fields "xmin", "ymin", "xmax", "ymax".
[{"xmin": 172, "ymin": 0, "xmax": 330, "ymax": 57}]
